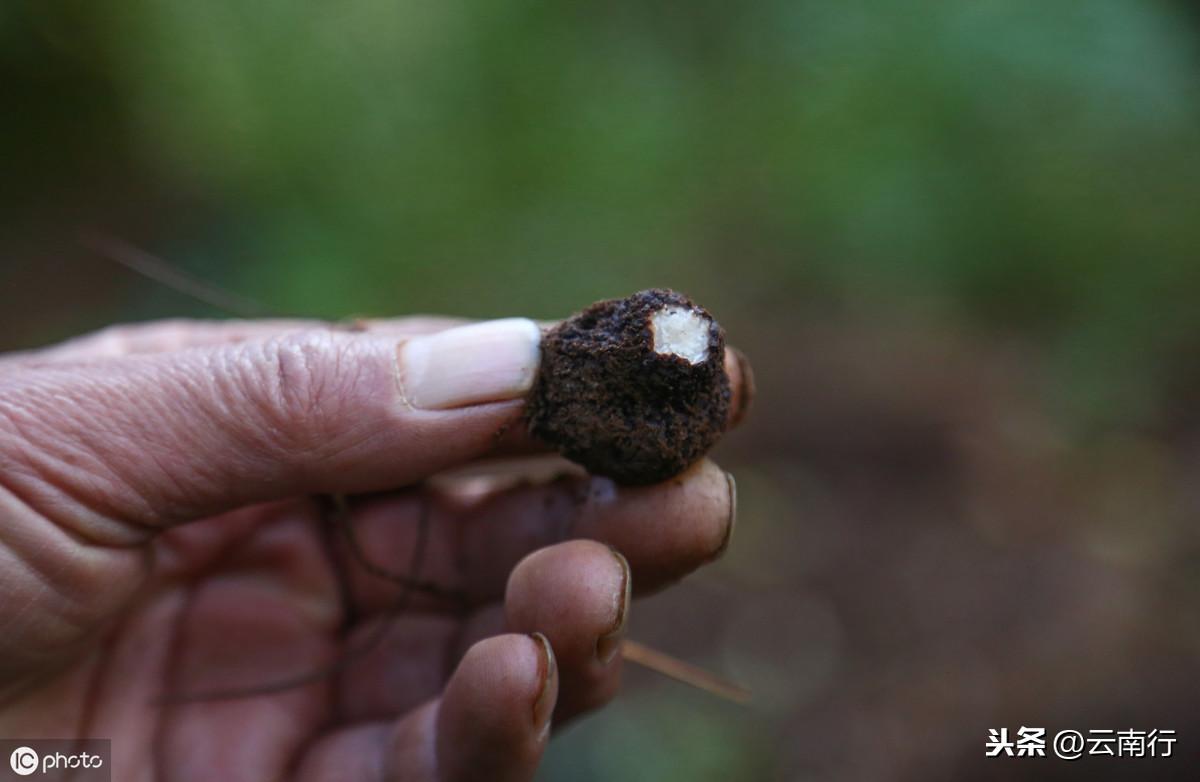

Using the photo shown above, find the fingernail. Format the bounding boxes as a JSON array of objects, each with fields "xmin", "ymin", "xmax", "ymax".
[
  {"xmin": 595, "ymin": 548, "xmax": 631, "ymax": 665},
  {"xmin": 398, "ymin": 318, "xmax": 541, "ymax": 410},
  {"xmin": 727, "ymin": 346, "xmax": 755, "ymax": 427},
  {"xmin": 709, "ymin": 471, "xmax": 738, "ymax": 562},
  {"xmin": 530, "ymin": 632, "xmax": 557, "ymax": 739}
]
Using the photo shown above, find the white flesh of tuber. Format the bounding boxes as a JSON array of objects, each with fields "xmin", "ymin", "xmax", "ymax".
[{"xmin": 650, "ymin": 306, "xmax": 710, "ymax": 365}]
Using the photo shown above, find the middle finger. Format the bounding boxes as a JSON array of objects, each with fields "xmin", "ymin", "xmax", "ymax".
[{"xmin": 337, "ymin": 458, "xmax": 735, "ymax": 615}]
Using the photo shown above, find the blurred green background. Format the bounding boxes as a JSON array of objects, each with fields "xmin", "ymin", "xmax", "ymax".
[{"xmin": 3, "ymin": 1, "xmax": 1200, "ymax": 778}]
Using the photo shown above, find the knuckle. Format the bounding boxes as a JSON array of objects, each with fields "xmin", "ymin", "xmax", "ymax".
[
  {"xmin": 78, "ymin": 323, "xmax": 141, "ymax": 357},
  {"xmin": 252, "ymin": 330, "xmax": 354, "ymax": 455},
  {"xmin": 74, "ymin": 319, "xmax": 193, "ymax": 357}
]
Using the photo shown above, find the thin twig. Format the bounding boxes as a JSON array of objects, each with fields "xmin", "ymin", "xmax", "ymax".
[
  {"xmin": 620, "ymin": 639, "xmax": 752, "ymax": 705},
  {"xmin": 82, "ymin": 231, "xmax": 271, "ymax": 318}
]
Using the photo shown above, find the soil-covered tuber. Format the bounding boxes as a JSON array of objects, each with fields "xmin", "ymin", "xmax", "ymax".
[{"xmin": 526, "ymin": 289, "xmax": 731, "ymax": 485}]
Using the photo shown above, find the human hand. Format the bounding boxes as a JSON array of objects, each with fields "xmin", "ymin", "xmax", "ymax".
[{"xmin": 0, "ymin": 316, "xmax": 749, "ymax": 781}]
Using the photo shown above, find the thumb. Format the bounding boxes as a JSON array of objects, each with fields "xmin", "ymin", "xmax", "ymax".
[{"xmin": 0, "ymin": 318, "xmax": 541, "ymax": 537}]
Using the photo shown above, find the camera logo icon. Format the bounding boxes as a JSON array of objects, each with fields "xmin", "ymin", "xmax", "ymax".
[{"xmin": 9, "ymin": 746, "xmax": 39, "ymax": 776}]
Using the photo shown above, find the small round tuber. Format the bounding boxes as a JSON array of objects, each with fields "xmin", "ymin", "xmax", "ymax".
[{"xmin": 526, "ymin": 289, "xmax": 731, "ymax": 485}]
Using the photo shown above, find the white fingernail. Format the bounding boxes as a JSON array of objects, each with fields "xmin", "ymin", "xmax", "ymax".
[{"xmin": 398, "ymin": 318, "xmax": 541, "ymax": 410}]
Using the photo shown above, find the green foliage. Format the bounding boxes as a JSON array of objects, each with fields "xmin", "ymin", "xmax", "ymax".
[
  {"xmin": 540, "ymin": 692, "xmax": 771, "ymax": 781},
  {"xmin": 20, "ymin": 0, "xmax": 1200, "ymax": 412}
]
